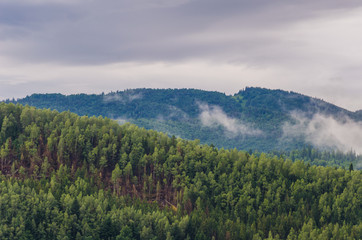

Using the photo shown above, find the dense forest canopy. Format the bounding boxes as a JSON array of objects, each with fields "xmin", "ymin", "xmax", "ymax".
[
  {"xmin": 8, "ymin": 87, "xmax": 362, "ymax": 168},
  {"xmin": 0, "ymin": 103, "xmax": 361, "ymax": 239}
]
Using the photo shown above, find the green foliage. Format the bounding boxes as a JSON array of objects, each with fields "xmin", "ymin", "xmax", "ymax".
[
  {"xmin": 269, "ymin": 146, "xmax": 362, "ymax": 169},
  {"xmin": 0, "ymin": 103, "xmax": 361, "ymax": 239},
  {"xmin": 8, "ymin": 88, "xmax": 362, "ymax": 168}
]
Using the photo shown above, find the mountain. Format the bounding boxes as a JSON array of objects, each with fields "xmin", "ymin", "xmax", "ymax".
[
  {"xmin": 356, "ymin": 110, "xmax": 362, "ymax": 119},
  {"xmin": 0, "ymin": 103, "xmax": 360, "ymax": 239},
  {"xmin": 8, "ymin": 87, "xmax": 362, "ymax": 154}
]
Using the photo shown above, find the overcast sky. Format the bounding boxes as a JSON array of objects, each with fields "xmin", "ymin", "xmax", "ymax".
[{"xmin": 1, "ymin": 0, "xmax": 362, "ymax": 110}]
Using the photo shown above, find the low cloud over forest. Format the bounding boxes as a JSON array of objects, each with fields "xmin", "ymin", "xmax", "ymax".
[
  {"xmin": 199, "ymin": 104, "xmax": 262, "ymax": 137},
  {"xmin": 283, "ymin": 112, "xmax": 362, "ymax": 154}
]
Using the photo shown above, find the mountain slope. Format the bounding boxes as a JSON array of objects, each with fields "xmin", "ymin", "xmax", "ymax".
[
  {"xmin": 8, "ymin": 87, "xmax": 362, "ymax": 153},
  {"xmin": 0, "ymin": 103, "xmax": 361, "ymax": 239}
]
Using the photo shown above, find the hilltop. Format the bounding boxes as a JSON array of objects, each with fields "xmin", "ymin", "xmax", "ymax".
[{"xmin": 9, "ymin": 87, "xmax": 362, "ymax": 154}]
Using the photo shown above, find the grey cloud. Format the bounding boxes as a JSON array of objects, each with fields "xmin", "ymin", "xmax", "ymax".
[
  {"xmin": 2, "ymin": 0, "xmax": 362, "ymax": 111},
  {"xmin": 199, "ymin": 103, "xmax": 262, "ymax": 137},
  {"xmin": 1, "ymin": 0, "xmax": 362, "ymax": 65},
  {"xmin": 283, "ymin": 111, "xmax": 362, "ymax": 154}
]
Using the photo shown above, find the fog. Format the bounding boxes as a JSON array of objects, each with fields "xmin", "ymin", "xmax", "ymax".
[
  {"xmin": 199, "ymin": 104, "xmax": 262, "ymax": 137},
  {"xmin": 283, "ymin": 111, "xmax": 362, "ymax": 154},
  {"xmin": 103, "ymin": 92, "xmax": 143, "ymax": 104}
]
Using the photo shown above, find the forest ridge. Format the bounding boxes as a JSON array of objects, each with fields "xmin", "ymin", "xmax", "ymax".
[
  {"xmin": 0, "ymin": 103, "xmax": 361, "ymax": 239},
  {"xmin": 8, "ymin": 87, "xmax": 362, "ymax": 168}
]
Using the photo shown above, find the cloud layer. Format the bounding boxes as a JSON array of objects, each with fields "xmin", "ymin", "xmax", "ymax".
[
  {"xmin": 199, "ymin": 104, "xmax": 261, "ymax": 137},
  {"xmin": 1, "ymin": 1, "xmax": 362, "ymax": 110},
  {"xmin": 283, "ymin": 112, "xmax": 362, "ymax": 154},
  {"xmin": 2, "ymin": 0, "xmax": 362, "ymax": 65}
]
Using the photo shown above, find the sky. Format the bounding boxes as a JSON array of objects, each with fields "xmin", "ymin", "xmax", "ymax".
[{"xmin": 1, "ymin": 0, "xmax": 362, "ymax": 111}]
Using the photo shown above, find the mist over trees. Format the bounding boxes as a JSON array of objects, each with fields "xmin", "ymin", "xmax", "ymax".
[
  {"xmin": 0, "ymin": 103, "xmax": 361, "ymax": 239},
  {"xmin": 9, "ymin": 87, "xmax": 362, "ymax": 161}
]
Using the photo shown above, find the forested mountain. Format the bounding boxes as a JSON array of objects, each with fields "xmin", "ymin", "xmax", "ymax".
[
  {"xmin": 0, "ymin": 103, "xmax": 361, "ymax": 239},
  {"xmin": 8, "ymin": 87, "xmax": 362, "ymax": 168}
]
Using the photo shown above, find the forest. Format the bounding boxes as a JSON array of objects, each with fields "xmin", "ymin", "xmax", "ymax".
[
  {"xmin": 0, "ymin": 103, "xmax": 361, "ymax": 239},
  {"xmin": 9, "ymin": 87, "xmax": 362, "ymax": 155}
]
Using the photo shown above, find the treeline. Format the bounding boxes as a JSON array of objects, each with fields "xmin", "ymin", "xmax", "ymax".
[
  {"xmin": 11, "ymin": 87, "xmax": 361, "ymax": 154},
  {"xmin": 0, "ymin": 103, "xmax": 361, "ymax": 239},
  {"xmin": 269, "ymin": 146, "xmax": 361, "ymax": 169}
]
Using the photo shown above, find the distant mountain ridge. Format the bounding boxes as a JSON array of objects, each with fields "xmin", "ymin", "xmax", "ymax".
[{"xmin": 8, "ymin": 87, "xmax": 362, "ymax": 153}]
